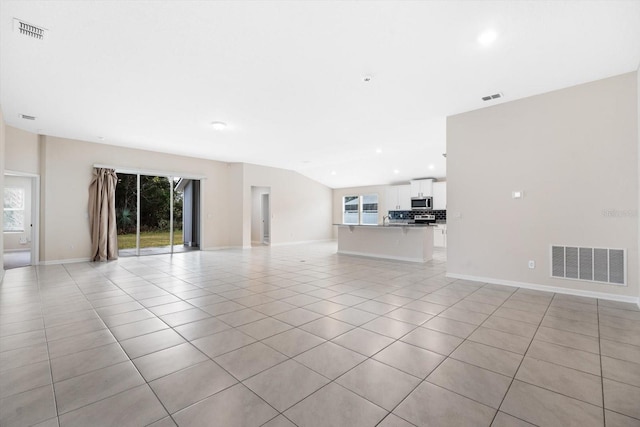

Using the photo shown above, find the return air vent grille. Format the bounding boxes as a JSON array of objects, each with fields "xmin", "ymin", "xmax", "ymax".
[
  {"xmin": 14, "ymin": 18, "xmax": 46, "ymax": 40},
  {"xmin": 551, "ymin": 245, "xmax": 626, "ymax": 286},
  {"xmin": 481, "ymin": 93, "xmax": 503, "ymax": 102}
]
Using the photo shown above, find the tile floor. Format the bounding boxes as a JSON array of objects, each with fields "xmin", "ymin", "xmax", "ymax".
[{"xmin": 1, "ymin": 242, "xmax": 639, "ymax": 427}]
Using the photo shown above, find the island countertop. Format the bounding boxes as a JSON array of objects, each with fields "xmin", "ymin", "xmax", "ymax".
[
  {"xmin": 335, "ymin": 223, "xmax": 434, "ymax": 263},
  {"xmin": 333, "ymin": 223, "xmax": 436, "ymax": 227}
]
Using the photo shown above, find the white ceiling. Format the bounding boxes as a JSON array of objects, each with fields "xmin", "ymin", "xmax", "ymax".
[{"xmin": 1, "ymin": 1, "xmax": 639, "ymax": 188}]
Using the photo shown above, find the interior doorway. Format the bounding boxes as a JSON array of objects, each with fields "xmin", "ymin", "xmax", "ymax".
[
  {"xmin": 251, "ymin": 186, "xmax": 271, "ymax": 246},
  {"xmin": 261, "ymin": 193, "xmax": 270, "ymax": 245},
  {"xmin": 3, "ymin": 172, "xmax": 39, "ymax": 269}
]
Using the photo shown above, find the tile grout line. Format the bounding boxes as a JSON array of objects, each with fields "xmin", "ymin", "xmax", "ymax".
[
  {"xmin": 598, "ymin": 299, "xmax": 606, "ymax": 427},
  {"xmin": 486, "ymin": 288, "xmax": 554, "ymax": 426}
]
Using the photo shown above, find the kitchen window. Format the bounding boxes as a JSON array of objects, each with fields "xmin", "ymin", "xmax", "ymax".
[
  {"xmin": 3, "ymin": 187, "xmax": 25, "ymax": 232},
  {"xmin": 343, "ymin": 195, "xmax": 360, "ymax": 224},
  {"xmin": 342, "ymin": 194, "xmax": 378, "ymax": 225}
]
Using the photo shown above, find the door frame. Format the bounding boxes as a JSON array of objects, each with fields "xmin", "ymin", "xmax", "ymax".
[
  {"xmin": 4, "ymin": 170, "xmax": 40, "ymax": 266},
  {"xmin": 261, "ymin": 193, "xmax": 270, "ymax": 245}
]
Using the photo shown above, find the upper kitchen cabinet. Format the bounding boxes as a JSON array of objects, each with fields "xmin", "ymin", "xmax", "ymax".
[
  {"xmin": 433, "ymin": 181, "xmax": 446, "ymax": 210},
  {"xmin": 385, "ymin": 184, "xmax": 411, "ymax": 211},
  {"xmin": 410, "ymin": 179, "xmax": 434, "ymax": 198}
]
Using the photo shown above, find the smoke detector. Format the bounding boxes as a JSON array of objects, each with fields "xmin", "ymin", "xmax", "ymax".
[{"xmin": 14, "ymin": 18, "xmax": 47, "ymax": 40}]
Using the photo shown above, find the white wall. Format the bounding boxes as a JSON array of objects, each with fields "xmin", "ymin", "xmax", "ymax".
[
  {"xmin": 5, "ymin": 126, "xmax": 39, "ymax": 174},
  {"xmin": 240, "ymin": 163, "xmax": 333, "ymax": 248},
  {"xmin": 447, "ymin": 72, "xmax": 638, "ymax": 300},
  {"xmin": 3, "ymin": 176, "xmax": 32, "ymax": 251},
  {"xmin": 39, "ymin": 135, "xmax": 232, "ymax": 262},
  {"xmin": 637, "ymin": 64, "xmax": 640, "ymax": 303},
  {"xmin": 1, "ymin": 131, "xmax": 333, "ymax": 261}
]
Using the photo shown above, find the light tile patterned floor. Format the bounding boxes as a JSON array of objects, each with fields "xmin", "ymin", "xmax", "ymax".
[{"xmin": 1, "ymin": 242, "xmax": 639, "ymax": 426}]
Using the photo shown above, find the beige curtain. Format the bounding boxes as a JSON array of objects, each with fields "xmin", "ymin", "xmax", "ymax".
[{"xmin": 88, "ymin": 168, "xmax": 118, "ymax": 261}]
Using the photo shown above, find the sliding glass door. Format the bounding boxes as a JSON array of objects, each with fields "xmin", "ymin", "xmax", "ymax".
[{"xmin": 115, "ymin": 172, "xmax": 198, "ymax": 257}]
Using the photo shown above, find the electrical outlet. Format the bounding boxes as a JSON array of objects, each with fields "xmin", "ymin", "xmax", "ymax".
[{"xmin": 528, "ymin": 260, "xmax": 535, "ymax": 269}]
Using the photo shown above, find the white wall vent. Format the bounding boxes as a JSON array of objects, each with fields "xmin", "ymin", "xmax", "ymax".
[
  {"xmin": 551, "ymin": 245, "xmax": 626, "ymax": 286},
  {"xmin": 14, "ymin": 18, "xmax": 47, "ymax": 40},
  {"xmin": 20, "ymin": 114, "xmax": 36, "ymax": 121}
]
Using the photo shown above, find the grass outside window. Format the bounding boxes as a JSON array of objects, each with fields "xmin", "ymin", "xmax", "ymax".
[{"xmin": 118, "ymin": 230, "xmax": 183, "ymax": 249}]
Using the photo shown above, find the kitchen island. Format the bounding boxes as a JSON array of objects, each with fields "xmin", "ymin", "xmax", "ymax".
[{"xmin": 334, "ymin": 224, "xmax": 434, "ymax": 263}]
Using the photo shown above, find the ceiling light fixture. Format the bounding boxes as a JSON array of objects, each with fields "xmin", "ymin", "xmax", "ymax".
[
  {"xmin": 428, "ymin": 164, "xmax": 435, "ymax": 170},
  {"xmin": 376, "ymin": 148, "xmax": 382, "ymax": 154},
  {"xmin": 393, "ymin": 169, "xmax": 400, "ymax": 174},
  {"xmin": 331, "ymin": 171, "xmax": 337, "ymax": 176},
  {"xmin": 211, "ymin": 121, "xmax": 227, "ymax": 130},
  {"xmin": 477, "ymin": 29, "xmax": 497, "ymax": 46}
]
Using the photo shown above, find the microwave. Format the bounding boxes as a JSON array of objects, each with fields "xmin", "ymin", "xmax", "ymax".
[{"xmin": 411, "ymin": 196, "xmax": 433, "ymax": 210}]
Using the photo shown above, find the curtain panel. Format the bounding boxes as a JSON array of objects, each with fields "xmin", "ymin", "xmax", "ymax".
[{"xmin": 88, "ymin": 168, "xmax": 118, "ymax": 261}]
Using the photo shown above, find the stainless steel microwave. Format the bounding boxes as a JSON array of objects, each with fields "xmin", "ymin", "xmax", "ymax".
[{"xmin": 411, "ymin": 196, "xmax": 433, "ymax": 210}]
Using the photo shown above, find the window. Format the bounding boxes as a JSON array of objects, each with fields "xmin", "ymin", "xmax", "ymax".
[
  {"xmin": 343, "ymin": 195, "xmax": 359, "ymax": 224},
  {"xmin": 342, "ymin": 194, "xmax": 378, "ymax": 225},
  {"xmin": 361, "ymin": 194, "xmax": 378, "ymax": 225},
  {"xmin": 4, "ymin": 187, "xmax": 25, "ymax": 232}
]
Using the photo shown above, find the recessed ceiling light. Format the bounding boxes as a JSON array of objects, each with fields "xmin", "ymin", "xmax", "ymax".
[
  {"xmin": 331, "ymin": 171, "xmax": 337, "ymax": 176},
  {"xmin": 211, "ymin": 121, "xmax": 227, "ymax": 130},
  {"xmin": 428, "ymin": 164, "xmax": 435, "ymax": 170},
  {"xmin": 393, "ymin": 169, "xmax": 400, "ymax": 174},
  {"xmin": 477, "ymin": 29, "xmax": 497, "ymax": 46},
  {"xmin": 376, "ymin": 148, "xmax": 382, "ymax": 154}
]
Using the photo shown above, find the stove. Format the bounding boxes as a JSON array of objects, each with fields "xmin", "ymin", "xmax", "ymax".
[{"xmin": 414, "ymin": 214, "xmax": 436, "ymax": 224}]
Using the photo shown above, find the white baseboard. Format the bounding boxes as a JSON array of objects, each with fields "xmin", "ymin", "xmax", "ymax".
[
  {"xmin": 201, "ymin": 246, "xmax": 237, "ymax": 251},
  {"xmin": 4, "ymin": 248, "xmax": 31, "ymax": 253},
  {"xmin": 40, "ymin": 257, "xmax": 91, "ymax": 265},
  {"xmin": 270, "ymin": 238, "xmax": 334, "ymax": 247},
  {"xmin": 338, "ymin": 250, "xmax": 427, "ymax": 263},
  {"xmin": 446, "ymin": 272, "xmax": 640, "ymax": 308}
]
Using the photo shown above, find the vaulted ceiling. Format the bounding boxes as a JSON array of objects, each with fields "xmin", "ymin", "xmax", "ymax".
[{"xmin": 1, "ymin": 1, "xmax": 639, "ymax": 188}]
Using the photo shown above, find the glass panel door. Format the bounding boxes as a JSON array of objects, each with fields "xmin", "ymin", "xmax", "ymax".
[
  {"xmin": 139, "ymin": 175, "xmax": 172, "ymax": 255},
  {"xmin": 115, "ymin": 173, "xmax": 138, "ymax": 257}
]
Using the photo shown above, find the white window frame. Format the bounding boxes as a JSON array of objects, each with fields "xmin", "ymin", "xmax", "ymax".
[
  {"xmin": 3, "ymin": 187, "xmax": 26, "ymax": 232},
  {"xmin": 342, "ymin": 194, "xmax": 379, "ymax": 225}
]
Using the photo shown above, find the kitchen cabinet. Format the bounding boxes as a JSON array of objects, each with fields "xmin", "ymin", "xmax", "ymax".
[
  {"xmin": 433, "ymin": 224, "xmax": 447, "ymax": 248},
  {"xmin": 385, "ymin": 185, "xmax": 411, "ymax": 212},
  {"xmin": 433, "ymin": 181, "xmax": 446, "ymax": 210},
  {"xmin": 410, "ymin": 179, "xmax": 434, "ymax": 198}
]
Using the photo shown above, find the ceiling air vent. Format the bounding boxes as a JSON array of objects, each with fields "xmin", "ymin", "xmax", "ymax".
[
  {"xmin": 482, "ymin": 93, "xmax": 503, "ymax": 102},
  {"xmin": 20, "ymin": 114, "xmax": 36, "ymax": 121},
  {"xmin": 14, "ymin": 18, "xmax": 47, "ymax": 40}
]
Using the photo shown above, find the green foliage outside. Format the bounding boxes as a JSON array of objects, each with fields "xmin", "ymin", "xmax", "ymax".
[
  {"xmin": 115, "ymin": 174, "xmax": 183, "ymax": 235},
  {"xmin": 117, "ymin": 230, "xmax": 184, "ymax": 249}
]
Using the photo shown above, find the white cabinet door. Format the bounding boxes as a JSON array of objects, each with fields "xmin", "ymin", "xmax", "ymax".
[
  {"xmin": 410, "ymin": 179, "xmax": 434, "ymax": 198},
  {"xmin": 385, "ymin": 185, "xmax": 411, "ymax": 212},
  {"xmin": 433, "ymin": 224, "xmax": 447, "ymax": 248},
  {"xmin": 397, "ymin": 185, "xmax": 411, "ymax": 210},
  {"xmin": 433, "ymin": 181, "xmax": 446, "ymax": 210},
  {"xmin": 384, "ymin": 186, "xmax": 399, "ymax": 212}
]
